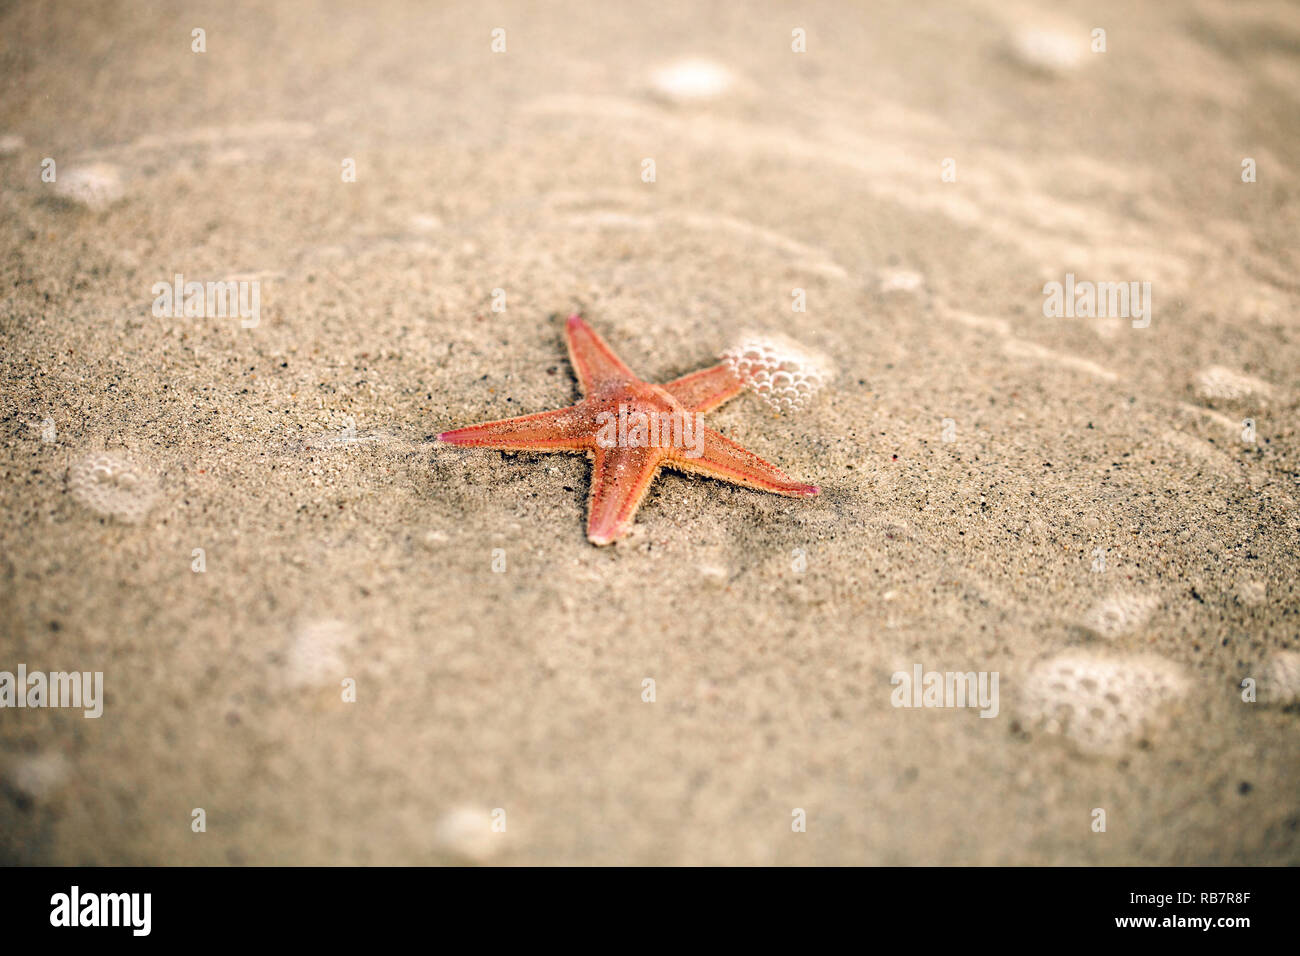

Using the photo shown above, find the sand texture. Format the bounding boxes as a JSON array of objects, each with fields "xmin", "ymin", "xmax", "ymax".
[{"xmin": 1, "ymin": 0, "xmax": 1298, "ymax": 864}]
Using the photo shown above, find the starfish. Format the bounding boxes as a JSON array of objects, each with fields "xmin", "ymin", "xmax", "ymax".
[{"xmin": 438, "ymin": 315, "xmax": 820, "ymax": 545}]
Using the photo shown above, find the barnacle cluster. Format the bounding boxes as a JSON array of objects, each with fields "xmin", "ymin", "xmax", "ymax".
[
  {"xmin": 53, "ymin": 163, "xmax": 125, "ymax": 210},
  {"xmin": 720, "ymin": 334, "xmax": 831, "ymax": 414},
  {"xmin": 648, "ymin": 58, "xmax": 735, "ymax": 103},
  {"xmin": 1019, "ymin": 652, "xmax": 1188, "ymax": 754},
  {"xmin": 1083, "ymin": 593, "xmax": 1157, "ymax": 639},
  {"xmin": 68, "ymin": 451, "xmax": 158, "ymax": 523},
  {"xmin": 1195, "ymin": 365, "xmax": 1272, "ymax": 401},
  {"xmin": 285, "ymin": 619, "xmax": 352, "ymax": 689},
  {"xmin": 1259, "ymin": 651, "xmax": 1300, "ymax": 706}
]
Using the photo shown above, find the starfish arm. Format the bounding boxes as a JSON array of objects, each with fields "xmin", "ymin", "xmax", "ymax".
[
  {"xmin": 565, "ymin": 314, "xmax": 636, "ymax": 393},
  {"xmin": 669, "ymin": 427, "xmax": 820, "ymax": 497},
  {"xmin": 438, "ymin": 406, "xmax": 594, "ymax": 451},
  {"xmin": 586, "ymin": 446, "xmax": 664, "ymax": 545},
  {"xmin": 662, "ymin": 363, "xmax": 745, "ymax": 413}
]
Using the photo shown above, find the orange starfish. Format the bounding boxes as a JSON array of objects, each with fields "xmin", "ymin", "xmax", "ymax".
[{"xmin": 438, "ymin": 315, "xmax": 820, "ymax": 545}]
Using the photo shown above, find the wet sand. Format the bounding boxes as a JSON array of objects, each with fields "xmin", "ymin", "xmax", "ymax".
[{"xmin": 1, "ymin": 0, "xmax": 1298, "ymax": 864}]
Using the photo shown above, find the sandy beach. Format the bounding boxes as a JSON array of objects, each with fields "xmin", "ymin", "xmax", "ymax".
[{"xmin": 1, "ymin": 0, "xmax": 1298, "ymax": 865}]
